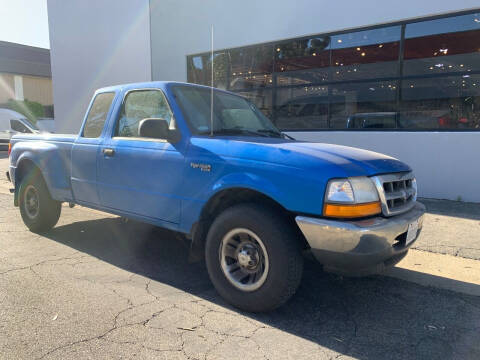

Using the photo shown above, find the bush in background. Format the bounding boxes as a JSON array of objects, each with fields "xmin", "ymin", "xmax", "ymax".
[{"xmin": 2, "ymin": 99, "xmax": 45, "ymax": 124}]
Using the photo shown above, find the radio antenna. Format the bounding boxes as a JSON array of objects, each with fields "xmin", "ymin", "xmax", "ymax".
[{"xmin": 210, "ymin": 24, "xmax": 214, "ymax": 137}]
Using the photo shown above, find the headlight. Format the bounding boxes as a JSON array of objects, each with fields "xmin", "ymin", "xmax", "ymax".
[
  {"xmin": 324, "ymin": 177, "xmax": 381, "ymax": 218},
  {"xmin": 326, "ymin": 179, "xmax": 354, "ymax": 203}
]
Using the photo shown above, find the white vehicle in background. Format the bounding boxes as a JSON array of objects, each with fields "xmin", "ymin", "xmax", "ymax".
[{"xmin": 0, "ymin": 109, "xmax": 40, "ymax": 150}]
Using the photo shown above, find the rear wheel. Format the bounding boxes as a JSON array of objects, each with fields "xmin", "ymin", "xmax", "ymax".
[
  {"xmin": 19, "ymin": 171, "xmax": 61, "ymax": 233},
  {"xmin": 205, "ymin": 204, "xmax": 303, "ymax": 312}
]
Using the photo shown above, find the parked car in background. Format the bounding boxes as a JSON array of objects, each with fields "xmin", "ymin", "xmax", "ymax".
[
  {"xmin": 7, "ymin": 82, "xmax": 425, "ymax": 312},
  {"xmin": 0, "ymin": 108, "xmax": 40, "ymax": 150},
  {"xmin": 346, "ymin": 112, "xmax": 397, "ymax": 129},
  {"xmin": 346, "ymin": 110, "xmax": 458, "ymax": 130}
]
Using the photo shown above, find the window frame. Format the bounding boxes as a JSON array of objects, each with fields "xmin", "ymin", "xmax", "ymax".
[{"xmin": 111, "ymin": 88, "xmax": 176, "ymax": 142}]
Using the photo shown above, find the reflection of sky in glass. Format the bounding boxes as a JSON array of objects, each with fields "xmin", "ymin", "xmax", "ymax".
[
  {"xmin": 332, "ymin": 26, "xmax": 401, "ymax": 48},
  {"xmin": 307, "ymin": 37, "xmax": 331, "ymax": 50},
  {"xmin": 193, "ymin": 56, "xmax": 203, "ymax": 70},
  {"xmin": 405, "ymin": 13, "xmax": 480, "ymax": 38}
]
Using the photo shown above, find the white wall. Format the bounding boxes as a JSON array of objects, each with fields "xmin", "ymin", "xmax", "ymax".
[
  {"xmin": 150, "ymin": 0, "xmax": 480, "ymax": 81},
  {"xmin": 47, "ymin": 0, "xmax": 152, "ymax": 133},
  {"xmin": 288, "ymin": 131, "xmax": 480, "ymax": 202}
]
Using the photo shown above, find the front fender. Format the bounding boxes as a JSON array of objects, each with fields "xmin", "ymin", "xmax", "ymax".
[
  {"xmin": 179, "ymin": 171, "xmax": 291, "ymax": 235},
  {"xmin": 209, "ymin": 171, "xmax": 284, "ymax": 204}
]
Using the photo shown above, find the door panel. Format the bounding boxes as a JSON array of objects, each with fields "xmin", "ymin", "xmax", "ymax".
[
  {"xmin": 96, "ymin": 89, "xmax": 184, "ymax": 223},
  {"xmin": 97, "ymin": 139, "xmax": 184, "ymax": 223}
]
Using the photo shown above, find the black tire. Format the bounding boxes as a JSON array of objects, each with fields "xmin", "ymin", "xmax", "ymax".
[
  {"xmin": 18, "ymin": 170, "xmax": 61, "ymax": 233},
  {"xmin": 205, "ymin": 204, "xmax": 303, "ymax": 312}
]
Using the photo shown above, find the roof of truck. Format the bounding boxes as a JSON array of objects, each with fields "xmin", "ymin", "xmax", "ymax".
[{"xmin": 95, "ymin": 81, "xmax": 233, "ymax": 96}]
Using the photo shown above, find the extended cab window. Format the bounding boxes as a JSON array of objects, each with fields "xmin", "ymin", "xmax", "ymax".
[
  {"xmin": 10, "ymin": 120, "xmax": 31, "ymax": 133},
  {"xmin": 82, "ymin": 92, "xmax": 115, "ymax": 138},
  {"xmin": 115, "ymin": 90, "xmax": 173, "ymax": 138}
]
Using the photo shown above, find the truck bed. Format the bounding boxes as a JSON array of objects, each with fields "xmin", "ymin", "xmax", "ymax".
[
  {"xmin": 9, "ymin": 133, "xmax": 78, "ymax": 203},
  {"xmin": 12, "ymin": 133, "xmax": 77, "ymax": 143}
]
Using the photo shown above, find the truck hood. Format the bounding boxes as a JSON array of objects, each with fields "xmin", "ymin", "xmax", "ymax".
[{"xmin": 190, "ymin": 137, "xmax": 411, "ymax": 177}]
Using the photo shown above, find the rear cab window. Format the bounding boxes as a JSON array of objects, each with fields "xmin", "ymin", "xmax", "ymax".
[{"xmin": 82, "ymin": 92, "xmax": 116, "ymax": 138}]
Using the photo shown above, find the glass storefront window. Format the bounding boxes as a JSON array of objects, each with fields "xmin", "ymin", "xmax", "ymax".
[
  {"xmin": 228, "ymin": 45, "xmax": 274, "ymax": 90},
  {"xmin": 275, "ymin": 86, "xmax": 328, "ymax": 130},
  {"xmin": 399, "ymin": 75, "xmax": 480, "ymax": 129},
  {"xmin": 329, "ymin": 80, "xmax": 398, "ymax": 129},
  {"xmin": 186, "ymin": 11, "xmax": 480, "ymax": 131},
  {"xmin": 187, "ymin": 54, "xmax": 209, "ymax": 85},
  {"xmin": 274, "ymin": 36, "xmax": 331, "ymax": 86},
  {"xmin": 236, "ymin": 89, "xmax": 273, "ymax": 119},
  {"xmin": 187, "ymin": 52, "xmax": 228, "ymax": 89},
  {"xmin": 404, "ymin": 13, "xmax": 480, "ymax": 76},
  {"xmin": 331, "ymin": 26, "xmax": 401, "ymax": 81}
]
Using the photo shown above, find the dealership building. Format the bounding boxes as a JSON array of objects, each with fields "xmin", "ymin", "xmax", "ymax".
[{"xmin": 47, "ymin": 0, "xmax": 480, "ymax": 202}]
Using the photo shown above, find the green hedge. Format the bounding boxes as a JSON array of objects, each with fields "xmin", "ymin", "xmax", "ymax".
[{"xmin": 2, "ymin": 99, "xmax": 45, "ymax": 124}]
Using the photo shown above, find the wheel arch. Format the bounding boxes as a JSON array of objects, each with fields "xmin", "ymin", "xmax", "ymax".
[
  {"xmin": 189, "ymin": 187, "xmax": 307, "ymax": 261},
  {"xmin": 14, "ymin": 158, "xmax": 46, "ymax": 206},
  {"xmin": 10, "ymin": 142, "xmax": 71, "ymax": 202}
]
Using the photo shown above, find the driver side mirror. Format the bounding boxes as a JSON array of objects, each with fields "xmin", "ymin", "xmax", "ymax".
[{"xmin": 138, "ymin": 118, "xmax": 180, "ymax": 142}]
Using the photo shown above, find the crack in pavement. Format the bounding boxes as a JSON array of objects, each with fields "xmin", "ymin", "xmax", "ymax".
[{"xmin": 0, "ymin": 252, "xmax": 85, "ymax": 276}]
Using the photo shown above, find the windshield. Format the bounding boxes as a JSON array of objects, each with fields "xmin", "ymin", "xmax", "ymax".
[
  {"xmin": 172, "ymin": 85, "xmax": 282, "ymax": 137},
  {"xmin": 22, "ymin": 118, "xmax": 39, "ymax": 131}
]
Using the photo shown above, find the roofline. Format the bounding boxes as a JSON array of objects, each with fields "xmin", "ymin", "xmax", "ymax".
[
  {"xmin": 0, "ymin": 40, "xmax": 51, "ymax": 77},
  {"xmin": 0, "ymin": 40, "xmax": 50, "ymax": 51},
  {"xmin": 95, "ymin": 81, "xmax": 234, "ymax": 94}
]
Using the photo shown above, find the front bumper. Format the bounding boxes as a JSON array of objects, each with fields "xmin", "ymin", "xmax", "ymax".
[{"xmin": 295, "ymin": 202, "xmax": 425, "ymax": 276}]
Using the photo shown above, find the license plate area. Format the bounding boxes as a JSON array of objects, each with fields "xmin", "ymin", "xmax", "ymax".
[{"xmin": 406, "ymin": 219, "xmax": 419, "ymax": 245}]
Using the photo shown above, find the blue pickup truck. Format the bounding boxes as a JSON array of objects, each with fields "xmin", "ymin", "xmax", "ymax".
[{"xmin": 7, "ymin": 81, "xmax": 425, "ymax": 312}]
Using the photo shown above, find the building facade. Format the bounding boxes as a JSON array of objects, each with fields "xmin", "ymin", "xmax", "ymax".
[
  {"xmin": 0, "ymin": 41, "xmax": 53, "ymax": 115},
  {"xmin": 47, "ymin": 0, "xmax": 480, "ymax": 201}
]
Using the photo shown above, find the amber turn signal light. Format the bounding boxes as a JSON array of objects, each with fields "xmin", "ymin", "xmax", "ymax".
[
  {"xmin": 7, "ymin": 142, "xmax": 12, "ymax": 157},
  {"xmin": 324, "ymin": 201, "xmax": 381, "ymax": 218}
]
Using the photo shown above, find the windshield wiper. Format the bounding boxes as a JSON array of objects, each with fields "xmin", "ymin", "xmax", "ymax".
[
  {"xmin": 256, "ymin": 129, "xmax": 283, "ymax": 138},
  {"xmin": 257, "ymin": 129, "xmax": 295, "ymax": 140}
]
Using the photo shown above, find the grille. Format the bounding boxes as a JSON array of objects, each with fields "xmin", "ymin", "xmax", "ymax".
[{"xmin": 372, "ymin": 172, "xmax": 416, "ymax": 216}]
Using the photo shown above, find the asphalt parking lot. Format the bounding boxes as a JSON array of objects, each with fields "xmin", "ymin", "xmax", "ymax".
[{"xmin": 1, "ymin": 152, "xmax": 480, "ymax": 360}]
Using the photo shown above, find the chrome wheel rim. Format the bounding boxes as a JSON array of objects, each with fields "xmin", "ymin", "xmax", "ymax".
[
  {"xmin": 219, "ymin": 228, "xmax": 269, "ymax": 292},
  {"xmin": 24, "ymin": 185, "xmax": 40, "ymax": 219}
]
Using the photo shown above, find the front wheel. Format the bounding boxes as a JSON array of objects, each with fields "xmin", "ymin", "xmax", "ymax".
[
  {"xmin": 205, "ymin": 204, "xmax": 303, "ymax": 312},
  {"xmin": 19, "ymin": 171, "xmax": 61, "ymax": 233}
]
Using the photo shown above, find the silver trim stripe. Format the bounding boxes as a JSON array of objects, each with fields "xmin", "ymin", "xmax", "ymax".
[{"xmin": 371, "ymin": 172, "xmax": 416, "ymax": 217}]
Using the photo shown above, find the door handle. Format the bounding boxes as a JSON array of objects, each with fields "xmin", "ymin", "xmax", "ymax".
[{"xmin": 102, "ymin": 148, "xmax": 115, "ymax": 156}]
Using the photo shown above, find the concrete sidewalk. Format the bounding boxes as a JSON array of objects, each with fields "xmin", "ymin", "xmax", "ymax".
[{"xmin": 414, "ymin": 198, "xmax": 480, "ymax": 260}]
